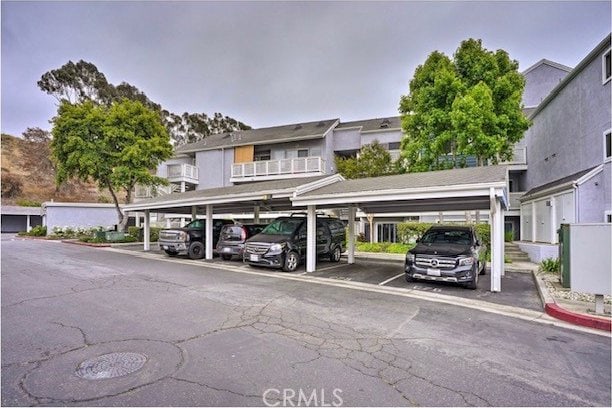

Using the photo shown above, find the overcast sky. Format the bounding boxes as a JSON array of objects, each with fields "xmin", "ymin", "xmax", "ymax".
[{"xmin": 1, "ymin": 1, "xmax": 610, "ymax": 136}]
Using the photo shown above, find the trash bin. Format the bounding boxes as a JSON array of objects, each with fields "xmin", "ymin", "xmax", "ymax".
[{"xmin": 558, "ymin": 224, "xmax": 570, "ymax": 288}]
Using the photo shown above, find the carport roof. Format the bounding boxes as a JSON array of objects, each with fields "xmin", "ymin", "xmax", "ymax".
[
  {"xmin": 291, "ymin": 165, "xmax": 509, "ymax": 213},
  {"xmin": 124, "ymin": 175, "xmax": 343, "ymax": 214}
]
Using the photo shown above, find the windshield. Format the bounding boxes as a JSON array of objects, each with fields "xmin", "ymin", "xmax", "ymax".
[
  {"xmin": 185, "ymin": 220, "xmax": 204, "ymax": 229},
  {"xmin": 260, "ymin": 218, "xmax": 303, "ymax": 236},
  {"xmin": 420, "ymin": 229, "xmax": 472, "ymax": 245}
]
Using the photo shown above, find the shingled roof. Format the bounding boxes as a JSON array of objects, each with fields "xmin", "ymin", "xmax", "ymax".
[
  {"xmin": 176, "ymin": 118, "xmax": 339, "ymax": 153},
  {"xmin": 335, "ymin": 116, "xmax": 401, "ymax": 132}
]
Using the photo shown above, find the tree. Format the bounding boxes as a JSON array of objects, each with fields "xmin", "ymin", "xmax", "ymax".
[
  {"xmin": 399, "ymin": 39, "xmax": 530, "ymax": 171},
  {"xmin": 21, "ymin": 127, "xmax": 55, "ymax": 174},
  {"xmin": 39, "ymin": 60, "xmax": 250, "ymax": 145},
  {"xmin": 51, "ymin": 99, "xmax": 173, "ymax": 231},
  {"xmin": 335, "ymin": 141, "xmax": 397, "ymax": 179}
]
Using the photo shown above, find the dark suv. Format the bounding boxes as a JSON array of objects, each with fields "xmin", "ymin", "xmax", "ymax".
[
  {"xmin": 404, "ymin": 225, "xmax": 485, "ymax": 289},
  {"xmin": 216, "ymin": 223, "xmax": 267, "ymax": 261},
  {"xmin": 243, "ymin": 215, "xmax": 346, "ymax": 272},
  {"xmin": 158, "ymin": 219, "xmax": 234, "ymax": 259}
]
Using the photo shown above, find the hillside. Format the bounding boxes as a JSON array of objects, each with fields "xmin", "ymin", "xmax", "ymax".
[{"xmin": 1, "ymin": 133, "xmax": 118, "ymax": 205}]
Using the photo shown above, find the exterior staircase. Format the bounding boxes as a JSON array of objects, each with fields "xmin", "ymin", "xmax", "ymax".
[{"xmin": 505, "ymin": 242, "xmax": 531, "ymax": 262}]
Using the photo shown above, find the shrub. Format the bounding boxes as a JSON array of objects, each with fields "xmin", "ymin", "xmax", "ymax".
[
  {"xmin": 356, "ymin": 242, "xmax": 413, "ymax": 254},
  {"xmin": 19, "ymin": 225, "xmax": 47, "ymax": 236},
  {"xmin": 540, "ymin": 258, "xmax": 560, "ymax": 273},
  {"xmin": 397, "ymin": 222, "xmax": 433, "ymax": 244},
  {"xmin": 126, "ymin": 226, "xmax": 160, "ymax": 242},
  {"xmin": 1, "ymin": 172, "xmax": 22, "ymax": 198},
  {"xmin": 504, "ymin": 231, "xmax": 514, "ymax": 242},
  {"xmin": 15, "ymin": 199, "xmax": 41, "ymax": 207}
]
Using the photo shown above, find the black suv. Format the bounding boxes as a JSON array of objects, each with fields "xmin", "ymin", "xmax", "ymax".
[
  {"xmin": 158, "ymin": 219, "xmax": 234, "ymax": 259},
  {"xmin": 216, "ymin": 223, "xmax": 267, "ymax": 261},
  {"xmin": 404, "ymin": 225, "xmax": 485, "ymax": 289},
  {"xmin": 243, "ymin": 215, "xmax": 346, "ymax": 272}
]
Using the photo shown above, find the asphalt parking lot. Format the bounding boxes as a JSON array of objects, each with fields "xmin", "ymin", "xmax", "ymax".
[{"xmin": 119, "ymin": 244, "xmax": 543, "ymax": 312}]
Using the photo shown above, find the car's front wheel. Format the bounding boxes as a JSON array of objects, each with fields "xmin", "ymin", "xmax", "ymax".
[
  {"xmin": 188, "ymin": 242, "xmax": 205, "ymax": 259},
  {"xmin": 465, "ymin": 269, "xmax": 478, "ymax": 290},
  {"xmin": 329, "ymin": 246, "xmax": 341, "ymax": 262},
  {"xmin": 283, "ymin": 251, "xmax": 299, "ymax": 272}
]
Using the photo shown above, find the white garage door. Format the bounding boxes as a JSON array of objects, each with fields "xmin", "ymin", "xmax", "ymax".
[
  {"xmin": 521, "ymin": 203, "xmax": 532, "ymax": 241},
  {"xmin": 535, "ymin": 199, "xmax": 552, "ymax": 243}
]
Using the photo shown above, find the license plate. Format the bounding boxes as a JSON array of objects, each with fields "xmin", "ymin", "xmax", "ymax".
[
  {"xmin": 162, "ymin": 245, "xmax": 169, "ymax": 250},
  {"xmin": 250, "ymin": 254, "xmax": 259, "ymax": 262},
  {"xmin": 223, "ymin": 247, "xmax": 231, "ymax": 253},
  {"xmin": 427, "ymin": 268, "xmax": 441, "ymax": 276}
]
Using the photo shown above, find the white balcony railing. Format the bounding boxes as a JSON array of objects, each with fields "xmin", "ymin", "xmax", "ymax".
[
  {"xmin": 231, "ymin": 157, "xmax": 326, "ymax": 180},
  {"xmin": 134, "ymin": 184, "xmax": 178, "ymax": 200},
  {"xmin": 499, "ymin": 146, "xmax": 527, "ymax": 165},
  {"xmin": 167, "ymin": 163, "xmax": 199, "ymax": 184}
]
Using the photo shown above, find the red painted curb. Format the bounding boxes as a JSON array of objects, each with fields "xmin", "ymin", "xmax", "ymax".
[{"xmin": 545, "ymin": 303, "xmax": 612, "ymax": 332}]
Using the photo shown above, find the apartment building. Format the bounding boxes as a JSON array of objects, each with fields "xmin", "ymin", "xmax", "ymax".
[
  {"xmin": 519, "ymin": 34, "xmax": 611, "ymax": 254},
  {"xmin": 142, "ymin": 34, "xmax": 610, "ymax": 246}
]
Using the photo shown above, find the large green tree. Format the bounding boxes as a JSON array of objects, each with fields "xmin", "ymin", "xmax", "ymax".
[
  {"xmin": 51, "ymin": 99, "xmax": 173, "ymax": 230},
  {"xmin": 335, "ymin": 141, "xmax": 399, "ymax": 179},
  {"xmin": 399, "ymin": 39, "xmax": 529, "ymax": 171},
  {"xmin": 39, "ymin": 60, "xmax": 250, "ymax": 145}
]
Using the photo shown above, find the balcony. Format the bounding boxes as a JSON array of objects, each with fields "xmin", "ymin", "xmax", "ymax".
[
  {"xmin": 167, "ymin": 163, "xmax": 199, "ymax": 184},
  {"xmin": 134, "ymin": 184, "xmax": 178, "ymax": 201},
  {"xmin": 498, "ymin": 146, "xmax": 527, "ymax": 167},
  {"xmin": 231, "ymin": 156, "xmax": 326, "ymax": 182}
]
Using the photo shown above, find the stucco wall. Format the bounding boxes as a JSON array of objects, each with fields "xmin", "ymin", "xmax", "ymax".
[
  {"xmin": 156, "ymin": 156, "xmax": 193, "ymax": 179},
  {"xmin": 522, "ymin": 63, "xmax": 570, "ymax": 108},
  {"xmin": 524, "ymin": 50, "xmax": 612, "ymax": 192},
  {"xmin": 361, "ymin": 130, "xmax": 403, "ymax": 146},
  {"xmin": 195, "ymin": 150, "xmax": 227, "ymax": 189},
  {"xmin": 332, "ymin": 128, "xmax": 361, "ymax": 152},
  {"xmin": 44, "ymin": 204, "xmax": 119, "ymax": 234},
  {"xmin": 517, "ymin": 242, "xmax": 559, "ymax": 263},
  {"xmin": 577, "ymin": 171, "xmax": 606, "ymax": 223}
]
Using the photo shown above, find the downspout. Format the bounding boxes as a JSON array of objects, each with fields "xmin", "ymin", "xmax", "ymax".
[
  {"xmin": 573, "ymin": 182, "xmax": 580, "ymax": 223},
  {"xmin": 221, "ymin": 148, "xmax": 225, "ymax": 187}
]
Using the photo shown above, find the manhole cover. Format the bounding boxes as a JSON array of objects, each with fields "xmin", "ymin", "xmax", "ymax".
[{"xmin": 75, "ymin": 352, "xmax": 147, "ymax": 380}]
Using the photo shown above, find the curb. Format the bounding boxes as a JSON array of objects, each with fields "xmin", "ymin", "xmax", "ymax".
[
  {"xmin": 60, "ymin": 239, "xmax": 111, "ymax": 247},
  {"xmin": 533, "ymin": 270, "xmax": 611, "ymax": 332},
  {"xmin": 544, "ymin": 303, "xmax": 612, "ymax": 332}
]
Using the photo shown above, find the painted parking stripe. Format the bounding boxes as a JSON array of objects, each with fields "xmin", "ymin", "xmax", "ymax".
[{"xmin": 378, "ymin": 272, "xmax": 405, "ymax": 286}]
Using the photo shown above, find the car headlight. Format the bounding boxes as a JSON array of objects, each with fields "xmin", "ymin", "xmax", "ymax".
[
  {"xmin": 458, "ymin": 256, "xmax": 474, "ymax": 266},
  {"xmin": 406, "ymin": 253, "xmax": 415, "ymax": 263},
  {"xmin": 269, "ymin": 243, "xmax": 285, "ymax": 252}
]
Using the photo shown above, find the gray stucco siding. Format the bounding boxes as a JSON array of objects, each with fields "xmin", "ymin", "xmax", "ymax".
[
  {"xmin": 196, "ymin": 150, "xmax": 226, "ymax": 189},
  {"xmin": 332, "ymin": 129, "xmax": 361, "ymax": 151},
  {"xmin": 577, "ymin": 171, "xmax": 606, "ymax": 222},
  {"xmin": 522, "ymin": 64, "xmax": 569, "ymax": 108},
  {"xmin": 44, "ymin": 205, "xmax": 119, "ymax": 234},
  {"xmin": 524, "ymin": 51, "xmax": 612, "ymax": 191},
  {"xmin": 361, "ymin": 130, "xmax": 403, "ymax": 146}
]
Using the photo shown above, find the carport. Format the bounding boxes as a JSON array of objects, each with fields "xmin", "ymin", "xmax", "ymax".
[
  {"xmin": 290, "ymin": 165, "xmax": 509, "ymax": 292},
  {"xmin": 124, "ymin": 175, "xmax": 344, "ymax": 258},
  {"xmin": 125, "ymin": 166, "xmax": 509, "ymax": 292}
]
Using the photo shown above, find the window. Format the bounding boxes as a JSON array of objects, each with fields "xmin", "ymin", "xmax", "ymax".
[
  {"xmin": 603, "ymin": 48, "xmax": 611, "ymax": 84},
  {"xmin": 605, "ymin": 130, "xmax": 611, "ymax": 161},
  {"xmin": 297, "ymin": 149, "xmax": 309, "ymax": 158},
  {"xmin": 388, "ymin": 142, "xmax": 401, "ymax": 150},
  {"xmin": 254, "ymin": 149, "xmax": 271, "ymax": 161},
  {"xmin": 285, "ymin": 149, "xmax": 310, "ymax": 159},
  {"xmin": 377, "ymin": 223, "xmax": 398, "ymax": 243}
]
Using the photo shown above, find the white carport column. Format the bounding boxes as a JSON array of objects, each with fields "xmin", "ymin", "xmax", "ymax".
[
  {"xmin": 490, "ymin": 190, "xmax": 502, "ymax": 292},
  {"xmin": 205, "ymin": 204, "xmax": 213, "ymax": 260},
  {"xmin": 144, "ymin": 209, "xmax": 150, "ymax": 251},
  {"xmin": 254, "ymin": 205, "xmax": 260, "ymax": 224},
  {"xmin": 347, "ymin": 206, "xmax": 356, "ymax": 264},
  {"xmin": 26, "ymin": 215, "xmax": 31, "ymax": 233},
  {"xmin": 306, "ymin": 205, "xmax": 316, "ymax": 272}
]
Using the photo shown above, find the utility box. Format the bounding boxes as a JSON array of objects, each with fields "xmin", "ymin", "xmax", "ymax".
[
  {"xmin": 558, "ymin": 224, "xmax": 571, "ymax": 288},
  {"xmin": 568, "ymin": 223, "xmax": 611, "ymax": 296}
]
